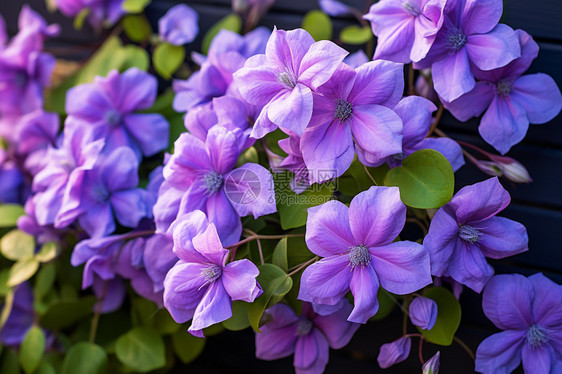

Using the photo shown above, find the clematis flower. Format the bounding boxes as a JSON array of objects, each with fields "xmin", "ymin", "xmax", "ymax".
[
  {"xmin": 18, "ymin": 5, "xmax": 60, "ymax": 41},
  {"xmin": 55, "ymin": 0, "xmax": 125, "ymax": 29},
  {"xmin": 163, "ymin": 210, "xmax": 262, "ymax": 337},
  {"xmin": 234, "ymin": 27, "xmax": 348, "ymax": 138},
  {"xmin": 443, "ymin": 30, "xmax": 562, "ymax": 154},
  {"xmin": 65, "ymin": 68, "xmax": 169, "ymax": 159},
  {"xmin": 255, "ymin": 301, "xmax": 359, "ymax": 374},
  {"xmin": 364, "ymin": 0, "xmax": 447, "ymax": 63},
  {"xmin": 153, "ymin": 126, "xmax": 276, "ymax": 245},
  {"xmin": 423, "ymin": 177, "xmax": 528, "ymax": 292},
  {"xmin": 361, "ymin": 96, "xmax": 464, "ymax": 171},
  {"xmin": 301, "ymin": 61, "xmax": 404, "ymax": 183},
  {"xmin": 0, "ymin": 283, "xmax": 35, "ymax": 347},
  {"xmin": 475, "ymin": 273, "xmax": 562, "ymax": 374},
  {"xmin": 377, "ymin": 336, "xmax": 412, "ymax": 369},
  {"xmin": 143, "ymin": 234, "xmax": 177, "ymax": 294},
  {"xmin": 423, "ymin": 351, "xmax": 440, "ymax": 374},
  {"xmin": 409, "ymin": 296, "xmax": 438, "ymax": 330},
  {"xmin": 158, "ymin": 4, "xmax": 199, "ymax": 46},
  {"xmin": 416, "ymin": 0, "xmax": 520, "ymax": 102},
  {"xmin": 55, "ymin": 146, "xmax": 147, "ymax": 238},
  {"xmin": 298, "ymin": 186, "xmax": 432, "ymax": 323}
]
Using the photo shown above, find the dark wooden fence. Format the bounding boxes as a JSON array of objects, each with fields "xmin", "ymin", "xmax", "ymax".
[{"xmin": 1, "ymin": 0, "xmax": 561, "ymax": 372}]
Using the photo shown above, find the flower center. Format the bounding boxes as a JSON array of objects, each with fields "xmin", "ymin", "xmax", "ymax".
[
  {"xmin": 348, "ymin": 244, "xmax": 370, "ymax": 269},
  {"xmin": 458, "ymin": 224, "xmax": 480, "ymax": 243},
  {"xmin": 201, "ymin": 264, "xmax": 222, "ymax": 284},
  {"xmin": 203, "ymin": 171, "xmax": 223, "ymax": 196},
  {"xmin": 393, "ymin": 152, "xmax": 406, "ymax": 161},
  {"xmin": 403, "ymin": 1, "xmax": 421, "ymax": 16},
  {"xmin": 495, "ymin": 80, "xmax": 512, "ymax": 97},
  {"xmin": 104, "ymin": 110, "xmax": 122, "ymax": 127},
  {"xmin": 295, "ymin": 318, "xmax": 314, "ymax": 336},
  {"xmin": 335, "ymin": 100, "xmax": 353, "ymax": 121},
  {"xmin": 276, "ymin": 71, "xmax": 297, "ymax": 89},
  {"xmin": 526, "ymin": 324, "xmax": 549, "ymax": 349},
  {"xmin": 446, "ymin": 29, "xmax": 467, "ymax": 52}
]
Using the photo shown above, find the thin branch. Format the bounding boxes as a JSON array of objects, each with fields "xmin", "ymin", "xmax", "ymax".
[
  {"xmin": 428, "ymin": 103, "xmax": 444, "ymax": 136},
  {"xmin": 287, "ymin": 256, "xmax": 319, "ymax": 277},
  {"xmin": 89, "ymin": 281, "xmax": 108, "ymax": 343},
  {"xmin": 454, "ymin": 336, "xmax": 476, "ymax": 362},
  {"xmin": 418, "ymin": 336, "xmax": 425, "ymax": 365},
  {"xmin": 406, "ymin": 217, "xmax": 428, "ymax": 235},
  {"xmin": 363, "ymin": 164, "xmax": 378, "ymax": 186}
]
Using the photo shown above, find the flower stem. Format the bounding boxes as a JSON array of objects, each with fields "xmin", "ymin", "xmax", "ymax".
[
  {"xmin": 453, "ymin": 336, "xmax": 475, "ymax": 362},
  {"xmin": 418, "ymin": 336, "xmax": 425, "ymax": 364},
  {"xmin": 363, "ymin": 164, "xmax": 378, "ymax": 186},
  {"xmin": 287, "ymin": 256, "xmax": 319, "ymax": 277},
  {"xmin": 89, "ymin": 281, "xmax": 108, "ymax": 343},
  {"xmin": 428, "ymin": 103, "xmax": 444, "ymax": 136}
]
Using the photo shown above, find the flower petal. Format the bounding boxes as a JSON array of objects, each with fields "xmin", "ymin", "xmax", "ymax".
[
  {"xmin": 466, "ymin": 24, "xmax": 520, "ymax": 72},
  {"xmin": 510, "ymin": 73, "xmax": 562, "ymax": 125},
  {"xmin": 169, "ymin": 210, "xmax": 209, "ymax": 262},
  {"xmin": 305, "ymin": 200, "xmax": 355, "ymax": 257},
  {"xmin": 188, "ymin": 280, "xmax": 232, "ymax": 335},
  {"xmin": 521, "ymin": 344, "xmax": 552, "ymax": 374},
  {"xmin": 423, "ymin": 205, "xmax": 459, "ymax": 276},
  {"xmin": 267, "ymin": 83, "xmax": 313, "ymax": 136},
  {"xmin": 294, "ymin": 329, "xmax": 329, "ymax": 373},
  {"xmin": 348, "ymin": 264, "xmax": 380, "ymax": 323},
  {"xmin": 191, "ymin": 223, "xmax": 228, "ymax": 265},
  {"xmin": 449, "ymin": 177, "xmax": 510, "ymax": 224},
  {"xmin": 348, "ymin": 60, "xmax": 404, "ymax": 108},
  {"xmin": 255, "ymin": 304, "xmax": 298, "ymax": 360},
  {"xmin": 475, "ymin": 330, "xmax": 525, "ymax": 374},
  {"xmin": 313, "ymin": 299, "xmax": 360, "ymax": 349},
  {"xmin": 123, "ymin": 113, "xmax": 169, "ymax": 157},
  {"xmin": 298, "ymin": 39, "xmax": 348, "ymax": 89},
  {"xmin": 528, "ymin": 273, "xmax": 562, "ymax": 329},
  {"xmin": 432, "ymin": 48, "xmax": 474, "ymax": 103},
  {"xmin": 473, "ymin": 216, "xmax": 528, "ymax": 259},
  {"xmin": 482, "ymin": 273, "xmax": 533, "ymax": 330},
  {"xmin": 163, "ymin": 261, "xmax": 207, "ymax": 323},
  {"xmin": 448, "ymin": 241, "xmax": 493, "ymax": 293},
  {"xmin": 222, "ymin": 259, "xmax": 261, "ymax": 302},
  {"xmin": 298, "ymin": 255, "xmax": 352, "ymax": 306},
  {"xmin": 443, "ymin": 81, "xmax": 494, "ymax": 121}
]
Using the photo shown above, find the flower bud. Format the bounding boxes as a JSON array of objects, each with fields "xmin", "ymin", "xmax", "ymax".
[
  {"xmin": 409, "ymin": 296, "xmax": 438, "ymax": 330},
  {"xmin": 422, "ymin": 351, "xmax": 440, "ymax": 374},
  {"xmin": 488, "ymin": 155, "xmax": 532, "ymax": 183},
  {"xmin": 377, "ymin": 336, "xmax": 411, "ymax": 369}
]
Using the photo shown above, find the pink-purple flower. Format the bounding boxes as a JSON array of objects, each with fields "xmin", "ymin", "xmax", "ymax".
[
  {"xmin": 158, "ymin": 4, "xmax": 199, "ymax": 46},
  {"xmin": 163, "ymin": 210, "xmax": 262, "ymax": 337},
  {"xmin": 255, "ymin": 301, "xmax": 359, "ymax": 374},
  {"xmin": 299, "ymin": 186, "xmax": 432, "ymax": 323},
  {"xmin": 475, "ymin": 273, "xmax": 562, "ymax": 373},
  {"xmin": 423, "ymin": 177, "xmax": 528, "ymax": 292}
]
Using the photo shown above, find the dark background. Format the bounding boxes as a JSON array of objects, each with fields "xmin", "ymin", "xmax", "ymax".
[{"xmin": 1, "ymin": 0, "xmax": 561, "ymax": 372}]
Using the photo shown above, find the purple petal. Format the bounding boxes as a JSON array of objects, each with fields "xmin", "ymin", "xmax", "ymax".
[
  {"xmin": 204, "ymin": 189, "xmax": 242, "ymax": 247},
  {"xmin": 482, "ymin": 273, "xmax": 533, "ymax": 330},
  {"xmin": 443, "ymin": 81, "xmax": 494, "ymax": 121},
  {"xmin": 191, "ymin": 223, "xmax": 228, "ymax": 265},
  {"xmin": 432, "ymin": 49, "xmax": 474, "ymax": 102},
  {"xmin": 349, "ymin": 186, "xmax": 406, "ymax": 247},
  {"xmin": 319, "ymin": 0, "xmax": 351, "ymax": 16},
  {"xmin": 268, "ymin": 83, "xmax": 313, "ymax": 136},
  {"xmin": 298, "ymin": 40, "xmax": 348, "ymax": 89},
  {"xmin": 143, "ymin": 234, "xmax": 176, "ymax": 293},
  {"xmin": 99, "ymin": 147, "xmax": 139, "ymax": 192},
  {"xmin": 461, "ymin": 0, "xmax": 503, "ymax": 35},
  {"xmin": 313, "ymin": 299, "xmax": 359, "ymax": 349},
  {"xmin": 222, "ymin": 259, "xmax": 261, "ymax": 302},
  {"xmin": 123, "ymin": 114, "xmax": 169, "ymax": 157},
  {"xmin": 377, "ymin": 336, "xmax": 411, "ymax": 369},
  {"xmin": 348, "ymin": 60, "xmax": 404, "ymax": 108},
  {"xmin": 298, "ymin": 255, "xmax": 352, "ymax": 306},
  {"xmin": 99, "ymin": 68, "xmax": 157, "ymax": 113},
  {"xmin": 413, "ymin": 137, "xmax": 465, "ymax": 172},
  {"xmin": 305, "ymin": 200, "xmax": 355, "ymax": 257},
  {"xmin": 394, "ymin": 96, "xmax": 437, "ymax": 147},
  {"xmin": 234, "ymin": 55, "xmax": 282, "ymax": 107},
  {"xmin": 370, "ymin": 241, "xmax": 431, "ymax": 294},
  {"xmin": 158, "ymin": 4, "xmax": 199, "ymax": 46},
  {"xmin": 528, "ymin": 273, "xmax": 562, "ymax": 329},
  {"xmin": 188, "ymin": 280, "xmax": 232, "ymax": 336},
  {"xmin": 293, "ymin": 329, "xmax": 329, "ymax": 373},
  {"xmin": 511, "ymin": 74, "xmax": 562, "ymax": 125},
  {"xmin": 110, "ymin": 189, "xmax": 146, "ymax": 228},
  {"xmin": 466, "ymin": 24, "xmax": 520, "ymax": 72},
  {"xmin": 448, "ymin": 241, "xmax": 493, "ymax": 293},
  {"xmin": 473, "ymin": 216, "xmax": 528, "ymax": 259},
  {"xmin": 163, "ymin": 261, "xmax": 207, "ymax": 323},
  {"xmin": 169, "ymin": 210, "xmax": 209, "ymax": 262},
  {"xmin": 164, "ymin": 133, "xmax": 212, "ymax": 187},
  {"xmin": 223, "ymin": 163, "xmax": 277, "ymax": 219},
  {"xmin": 205, "ymin": 126, "xmax": 242, "ymax": 175},
  {"xmin": 348, "ymin": 264, "xmax": 380, "ymax": 323},
  {"xmin": 344, "ymin": 50, "xmax": 369, "ymax": 68},
  {"xmin": 267, "ymin": 28, "xmax": 314, "ymax": 75},
  {"xmin": 521, "ymin": 344, "xmax": 552, "ymax": 374},
  {"xmin": 449, "ymin": 177, "xmax": 510, "ymax": 224},
  {"xmin": 79, "ymin": 203, "xmax": 115, "ymax": 238},
  {"xmin": 255, "ymin": 304, "xmax": 298, "ymax": 360},
  {"xmin": 475, "ymin": 330, "xmax": 525, "ymax": 374},
  {"xmin": 423, "ymin": 206, "xmax": 459, "ymax": 276}
]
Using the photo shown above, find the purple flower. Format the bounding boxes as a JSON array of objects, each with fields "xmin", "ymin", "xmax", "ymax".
[
  {"xmin": 443, "ymin": 30, "xmax": 562, "ymax": 154},
  {"xmin": 234, "ymin": 27, "xmax": 348, "ymax": 137},
  {"xmin": 158, "ymin": 4, "xmax": 199, "ymax": 46},
  {"xmin": 301, "ymin": 61, "xmax": 404, "ymax": 183},
  {"xmin": 475, "ymin": 273, "xmax": 562, "ymax": 374},
  {"xmin": 0, "ymin": 158, "xmax": 25, "ymax": 204},
  {"xmin": 163, "ymin": 210, "xmax": 262, "ymax": 337},
  {"xmin": 65, "ymin": 68, "xmax": 169, "ymax": 158},
  {"xmin": 365, "ymin": 96, "xmax": 464, "ymax": 171},
  {"xmin": 423, "ymin": 177, "xmax": 528, "ymax": 292},
  {"xmin": 31, "ymin": 123, "xmax": 104, "ymax": 226},
  {"xmin": 255, "ymin": 301, "xmax": 359, "ymax": 374},
  {"xmin": 364, "ymin": 0, "xmax": 447, "ymax": 63},
  {"xmin": 18, "ymin": 5, "xmax": 60, "ymax": 40},
  {"xmin": 416, "ymin": 0, "xmax": 520, "ymax": 102},
  {"xmin": 55, "ymin": 0, "xmax": 125, "ymax": 29},
  {"xmin": 153, "ymin": 126, "xmax": 276, "ymax": 245},
  {"xmin": 14, "ymin": 110, "xmax": 59, "ymax": 157},
  {"xmin": 55, "ymin": 146, "xmax": 147, "ymax": 238},
  {"xmin": 343, "ymin": 50, "xmax": 369, "ymax": 69},
  {"xmin": 319, "ymin": 0, "xmax": 352, "ymax": 17},
  {"xmin": 298, "ymin": 186, "xmax": 432, "ymax": 323},
  {"xmin": 409, "ymin": 296, "xmax": 438, "ymax": 330},
  {"xmin": 377, "ymin": 336, "xmax": 412, "ymax": 369},
  {"xmin": 423, "ymin": 351, "xmax": 440, "ymax": 374},
  {"xmin": 0, "ymin": 283, "xmax": 34, "ymax": 347},
  {"xmin": 143, "ymin": 234, "xmax": 177, "ymax": 294}
]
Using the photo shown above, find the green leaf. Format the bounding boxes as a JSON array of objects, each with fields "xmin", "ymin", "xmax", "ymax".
[
  {"xmin": 222, "ymin": 301, "xmax": 251, "ymax": 331},
  {"xmin": 418, "ymin": 287, "xmax": 461, "ymax": 346},
  {"xmin": 122, "ymin": 0, "xmax": 151, "ymax": 13},
  {"xmin": 0, "ymin": 269, "xmax": 10, "ymax": 297},
  {"xmin": 338, "ymin": 159, "xmax": 389, "ymax": 196},
  {"xmin": 248, "ymin": 264, "xmax": 293, "ymax": 332},
  {"xmin": 45, "ymin": 36, "xmax": 149, "ymax": 114},
  {"xmin": 272, "ymin": 238, "xmax": 289, "ymax": 272},
  {"xmin": 384, "ymin": 149, "xmax": 454, "ymax": 209},
  {"xmin": 302, "ymin": 10, "xmax": 332, "ymax": 41},
  {"xmin": 8, "ymin": 258, "xmax": 40, "ymax": 287},
  {"xmin": 0, "ymin": 204, "xmax": 25, "ymax": 227},
  {"xmin": 1, "ymin": 349, "xmax": 20, "ymax": 374},
  {"xmin": 36, "ymin": 361, "xmax": 56, "ymax": 374},
  {"xmin": 61, "ymin": 343, "xmax": 107, "ymax": 374},
  {"xmin": 115, "ymin": 327, "xmax": 166, "ymax": 372},
  {"xmin": 35, "ymin": 263, "xmax": 57, "ymax": 300},
  {"xmin": 201, "ymin": 14, "xmax": 242, "ymax": 55},
  {"xmin": 20, "ymin": 326, "xmax": 46, "ymax": 374},
  {"xmin": 73, "ymin": 8, "xmax": 90, "ymax": 30},
  {"xmin": 154, "ymin": 308, "xmax": 180, "ymax": 335},
  {"xmin": 39, "ymin": 297, "xmax": 96, "ymax": 329},
  {"xmin": 340, "ymin": 25, "xmax": 373, "ymax": 44},
  {"xmin": 171, "ymin": 329, "xmax": 205, "ymax": 364},
  {"xmin": 153, "ymin": 42, "xmax": 185, "ymax": 80},
  {"xmin": 122, "ymin": 14, "xmax": 152, "ymax": 42},
  {"xmin": 35, "ymin": 242, "xmax": 59, "ymax": 263},
  {"xmin": 1, "ymin": 229, "xmax": 35, "ymax": 261},
  {"xmin": 0, "ymin": 289, "xmax": 14, "ymax": 330},
  {"xmin": 276, "ymin": 174, "xmax": 335, "ymax": 230},
  {"xmin": 236, "ymin": 146, "xmax": 259, "ymax": 167}
]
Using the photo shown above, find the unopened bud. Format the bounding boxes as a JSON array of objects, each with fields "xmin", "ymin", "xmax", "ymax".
[
  {"xmin": 422, "ymin": 351, "xmax": 440, "ymax": 374},
  {"xmin": 377, "ymin": 336, "xmax": 411, "ymax": 369},
  {"xmin": 489, "ymin": 155, "xmax": 532, "ymax": 183}
]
